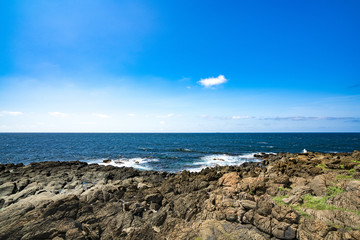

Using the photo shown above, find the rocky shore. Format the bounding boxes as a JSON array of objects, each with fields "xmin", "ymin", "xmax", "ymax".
[{"xmin": 1, "ymin": 151, "xmax": 360, "ymax": 240}]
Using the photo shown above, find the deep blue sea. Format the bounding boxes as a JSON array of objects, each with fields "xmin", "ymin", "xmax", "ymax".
[{"xmin": 1, "ymin": 133, "xmax": 359, "ymax": 172}]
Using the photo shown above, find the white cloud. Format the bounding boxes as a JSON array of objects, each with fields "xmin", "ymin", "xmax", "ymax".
[
  {"xmin": 0, "ymin": 111, "xmax": 23, "ymax": 116},
  {"xmin": 198, "ymin": 75, "xmax": 227, "ymax": 88},
  {"xmin": 157, "ymin": 113, "xmax": 175, "ymax": 118},
  {"xmin": 92, "ymin": 113, "xmax": 109, "ymax": 118},
  {"xmin": 48, "ymin": 112, "xmax": 68, "ymax": 117},
  {"xmin": 232, "ymin": 116, "xmax": 250, "ymax": 119},
  {"xmin": 159, "ymin": 121, "xmax": 166, "ymax": 125},
  {"xmin": 128, "ymin": 113, "xmax": 136, "ymax": 117}
]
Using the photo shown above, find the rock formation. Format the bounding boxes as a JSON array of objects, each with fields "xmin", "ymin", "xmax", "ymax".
[{"xmin": 1, "ymin": 151, "xmax": 360, "ymax": 239}]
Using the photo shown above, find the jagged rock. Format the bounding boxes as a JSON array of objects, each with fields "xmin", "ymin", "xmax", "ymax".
[
  {"xmin": 240, "ymin": 199, "xmax": 256, "ymax": 210},
  {"xmin": 0, "ymin": 182, "xmax": 16, "ymax": 197},
  {"xmin": 1, "ymin": 151, "xmax": 360, "ymax": 239},
  {"xmin": 309, "ymin": 175, "xmax": 327, "ymax": 196},
  {"xmin": 145, "ymin": 193, "xmax": 163, "ymax": 204}
]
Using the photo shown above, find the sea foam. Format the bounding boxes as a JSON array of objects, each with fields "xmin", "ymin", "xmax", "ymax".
[
  {"xmin": 187, "ymin": 153, "xmax": 261, "ymax": 172},
  {"xmin": 97, "ymin": 157, "xmax": 159, "ymax": 171}
]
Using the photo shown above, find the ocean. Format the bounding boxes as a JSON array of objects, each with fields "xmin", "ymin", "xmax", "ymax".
[{"xmin": 1, "ymin": 133, "xmax": 359, "ymax": 172}]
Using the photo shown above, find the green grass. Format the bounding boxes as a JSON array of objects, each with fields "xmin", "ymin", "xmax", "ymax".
[
  {"xmin": 316, "ymin": 163, "xmax": 328, "ymax": 171},
  {"xmin": 302, "ymin": 195, "xmax": 337, "ymax": 211},
  {"xmin": 340, "ymin": 164, "xmax": 344, "ymax": 169},
  {"xmin": 272, "ymin": 186, "xmax": 360, "ymax": 220},
  {"xmin": 278, "ymin": 187, "xmax": 291, "ymax": 192},
  {"xmin": 326, "ymin": 186, "xmax": 344, "ymax": 197},
  {"xmin": 291, "ymin": 205, "xmax": 310, "ymax": 218},
  {"xmin": 349, "ymin": 169, "xmax": 356, "ymax": 174},
  {"xmin": 273, "ymin": 195, "xmax": 289, "ymax": 205},
  {"xmin": 352, "ymin": 160, "xmax": 360, "ymax": 164},
  {"xmin": 301, "ymin": 186, "xmax": 345, "ymax": 211},
  {"xmin": 336, "ymin": 175, "xmax": 355, "ymax": 180}
]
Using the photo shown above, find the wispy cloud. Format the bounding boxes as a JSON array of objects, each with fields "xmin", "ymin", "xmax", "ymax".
[
  {"xmin": 198, "ymin": 75, "xmax": 227, "ymax": 88},
  {"xmin": 128, "ymin": 113, "xmax": 136, "ymax": 117},
  {"xmin": 200, "ymin": 115, "xmax": 360, "ymax": 122},
  {"xmin": 262, "ymin": 116, "xmax": 360, "ymax": 121},
  {"xmin": 201, "ymin": 115, "xmax": 251, "ymax": 120},
  {"xmin": 157, "ymin": 113, "xmax": 175, "ymax": 118},
  {"xmin": 232, "ymin": 116, "xmax": 250, "ymax": 119},
  {"xmin": 92, "ymin": 113, "xmax": 109, "ymax": 119},
  {"xmin": 0, "ymin": 111, "xmax": 23, "ymax": 117},
  {"xmin": 48, "ymin": 112, "xmax": 68, "ymax": 117}
]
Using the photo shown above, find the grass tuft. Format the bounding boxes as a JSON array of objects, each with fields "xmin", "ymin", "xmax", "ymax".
[
  {"xmin": 302, "ymin": 194, "xmax": 337, "ymax": 211},
  {"xmin": 326, "ymin": 186, "xmax": 344, "ymax": 197},
  {"xmin": 316, "ymin": 163, "xmax": 328, "ymax": 171},
  {"xmin": 273, "ymin": 195, "xmax": 289, "ymax": 205},
  {"xmin": 336, "ymin": 175, "xmax": 354, "ymax": 180}
]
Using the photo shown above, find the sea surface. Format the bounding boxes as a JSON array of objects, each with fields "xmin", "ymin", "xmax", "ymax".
[{"xmin": 1, "ymin": 133, "xmax": 359, "ymax": 172}]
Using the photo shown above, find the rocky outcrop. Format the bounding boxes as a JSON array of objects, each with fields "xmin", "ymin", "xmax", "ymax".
[{"xmin": 0, "ymin": 151, "xmax": 360, "ymax": 239}]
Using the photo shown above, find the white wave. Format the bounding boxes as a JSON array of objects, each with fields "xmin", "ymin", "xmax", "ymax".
[
  {"xmin": 93, "ymin": 157, "xmax": 158, "ymax": 171},
  {"xmin": 187, "ymin": 153, "xmax": 261, "ymax": 172}
]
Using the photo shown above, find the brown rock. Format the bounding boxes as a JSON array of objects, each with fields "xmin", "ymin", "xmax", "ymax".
[{"xmin": 309, "ymin": 175, "xmax": 327, "ymax": 196}]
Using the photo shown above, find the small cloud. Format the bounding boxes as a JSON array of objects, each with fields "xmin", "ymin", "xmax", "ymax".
[
  {"xmin": 48, "ymin": 112, "xmax": 68, "ymax": 117},
  {"xmin": 187, "ymin": 86, "xmax": 191, "ymax": 89},
  {"xmin": 128, "ymin": 113, "xmax": 136, "ymax": 117},
  {"xmin": 159, "ymin": 121, "xmax": 166, "ymax": 125},
  {"xmin": 232, "ymin": 116, "xmax": 250, "ymax": 119},
  {"xmin": 179, "ymin": 77, "xmax": 191, "ymax": 82},
  {"xmin": 92, "ymin": 113, "xmax": 109, "ymax": 119},
  {"xmin": 262, "ymin": 116, "xmax": 360, "ymax": 121},
  {"xmin": 0, "ymin": 111, "xmax": 23, "ymax": 116},
  {"xmin": 198, "ymin": 75, "xmax": 227, "ymax": 88},
  {"xmin": 79, "ymin": 122, "xmax": 96, "ymax": 125},
  {"xmin": 157, "ymin": 113, "xmax": 175, "ymax": 118}
]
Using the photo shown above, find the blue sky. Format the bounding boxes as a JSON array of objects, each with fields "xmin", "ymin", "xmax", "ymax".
[{"xmin": 0, "ymin": 0, "xmax": 359, "ymax": 132}]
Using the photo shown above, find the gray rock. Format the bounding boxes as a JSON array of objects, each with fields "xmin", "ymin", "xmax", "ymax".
[
  {"xmin": 241, "ymin": 199, "xmax": 256, "ymax": 209},
  {"xmin": 145, "ymin": 193, "xmax": 163, "ymax": 204},
  {"xmin": 0, "ymin": 182, "xmax": 16, "ymax": 197}
]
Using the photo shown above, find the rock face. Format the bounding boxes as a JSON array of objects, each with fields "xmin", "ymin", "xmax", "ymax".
[{"xmin": 1, "ymin": 151, "xmax": 360, "ymax": 240}]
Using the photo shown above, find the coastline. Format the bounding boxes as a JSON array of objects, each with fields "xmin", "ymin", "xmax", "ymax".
[{"xmin": 1, "ymin": 151, "xmax": 360, "ymax": 239}]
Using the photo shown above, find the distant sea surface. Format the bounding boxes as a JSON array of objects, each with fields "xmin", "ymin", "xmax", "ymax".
[{"xmin": 1, "ymin": 133, "xmax": 359, "ymax": 172}]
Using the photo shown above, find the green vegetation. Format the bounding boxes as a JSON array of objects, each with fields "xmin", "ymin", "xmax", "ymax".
[
  {"xmin": 336, "ymin": 167, "xmax": 359, "ymax": 180},
  {"xmin": 301, "ymin": 186, "xmax": 345, "ymax": 211},
  {"xmin": 291, "ymin": 205, "xmax": 310, "ymax": 218},
  {"xmin": 273, "ymin": 186, "xmax": 349, "ymax": 218},
  {"xmin": 326, "ymin": 222, "xmax": 342, "ymax": 229},
  {"xmin": 336, "ymin": 175, "xmax": 354, "ymax": 180},
  {"xmin": 278, "ymin": 187, "xmax": 291, "ymax": 192},
  {"xmin": 340, "ymin": 164, "xmax": 344, "ymax": 169},
  {"xmin": 302, "ymin": 195, "xmax": 337, "ymax": 211},
  {"xmin": 352, "ymin": 160, "xmax": 360, "ymax": 164},
  {"xmin": 316, "ymin": 163, "xmax": 328, "ymax": 171},
  {"xmin": 272, "ymin": 195, "xmax": 289, "ymax": 205},
  {"xmin": 326, "ymin": 186, "xmax": 344, "ymax": 197}
]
